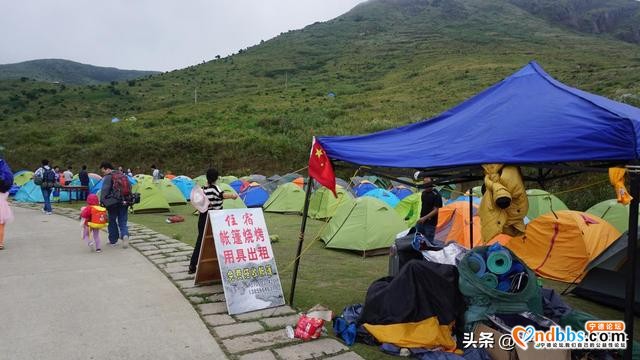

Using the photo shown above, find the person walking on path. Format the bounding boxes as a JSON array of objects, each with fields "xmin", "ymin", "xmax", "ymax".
[
  {"xmin": 99, "ymin": 162, "xmax": 130, "ymax": 248},
  {"xmin": 188, "ymin": 168, "xmax": 238, "ymax": 274},
  {"xmin": 415, "ymin": 175, "xmax": 442, "ymax": 242},
  {"xmin": 0, "ymin": 158, "xmax": 15, "ymax": 250},
  {"xmin": 80, "ymin": 194, "xmax": 104, "ymax": 253},
  {"xmin": 34, "ymin": 159, "xmax": 56, "ymax": 215},
  {"xmin": 79, "ymin": 165, "xmax": 90, "ymax": 200}
]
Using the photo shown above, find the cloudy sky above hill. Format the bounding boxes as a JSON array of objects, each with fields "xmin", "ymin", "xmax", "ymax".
[{"xmin": 0, "ymin": 0, "xmax": 366, "ymax": 71}]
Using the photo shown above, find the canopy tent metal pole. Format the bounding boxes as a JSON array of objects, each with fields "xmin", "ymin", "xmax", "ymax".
[
  {"xmin": 469, "ymin": 190, "xmax": 474, "ymax": 248},
  {"xmin": 624, "ymin": 164, "xmax": 640, "ymax": 360},
  {"xmin": 289, "ymin": 179, "xmax": 313, "ymax": 306}
]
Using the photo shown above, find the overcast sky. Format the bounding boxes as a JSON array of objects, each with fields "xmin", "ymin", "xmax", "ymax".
[{"xmin": 1, "ymin": 0, "xmax": 367, "ymax": 71}]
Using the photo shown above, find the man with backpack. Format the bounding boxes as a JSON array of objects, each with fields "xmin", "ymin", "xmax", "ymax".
[
  {"xmin": 99, "ymin": 161, "xmax": 130, "ymax": 248},
  {"xmin": 33, "ymin": 159, "xmax": 57, "ymax": 215}
]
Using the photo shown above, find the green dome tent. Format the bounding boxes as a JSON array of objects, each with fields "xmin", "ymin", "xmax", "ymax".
[
  {"xmin": 263, "ymin": 182, "xmax": 306, "ymax": 214},
  {"xmin": 321, "ymin": 197, "xmax": 407, "ymax": 255},
  {"xmin": 217, "ymin": 183, "xmax": 247, "ymax": 209},
  {"xmin": 526, "ymin": 189, "xmax": 568, "ymax": 220},
  {"xmin": 395, "ymin": 192, "xmax": 422, "ymax": 227},
  {"xmin": 587, "ymin": 199, "xmax": 636, "ymax": 233},
  {"xmin": 217, "ymin": 175, "xmax": 238, "ymax": 185},
  {"xmin": 308, "ymin": 186, "xmax": 353, "ymax": 220},
  {"xmin": 193, "ymin": 175, "xmax": 207, "ymax": 187},
  {"xmin": 134, "ymin": 174, "xmax": 153, "ymax": 182},
  {"xmin": 158, "ymin": 179, "xmax": 187, "ymax": 205},
  {"xmin": 131, "ymin": 180, "xmax": 171, "ymax": 213}
]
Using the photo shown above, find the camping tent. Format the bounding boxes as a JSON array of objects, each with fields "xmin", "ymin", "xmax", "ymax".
[
  {"xmin": 172, "ymin": 176, "xmax": 194, "ymax": 200},
  {"xmin": 134, "ymin": 174, "xmax": 153, "ymax": 182},
  {"xmin": 587, "ymin": 199, "xmax": 636, "ymax": 233},
  {"xmin": 362, "ymin": 188, "xmax": 400, "ymax": 208},
  {"xmin": 436, "ymin": 201, "xmax": 482, "ymax": 248},
  {"xmin": 572, "ymin": 231, "xmax": 640, "ymax": 314},
  {"xmin": 13, "ymin": 170, "xmax": 33, "ymax": 186},
  {"xmin": 263, "ymin": 182, "xmax": 305, "ymax": 214},
  {"xmin": 239, "ymin": 184, "xmax": 269, "ymax": 208},
  {"xmin": 390, "ymin": 186, "xmax": 413, "ymax": 200},
  {"xmin": 446, "ymin": 195, "xmax": 481, "ymax": 205},
  {"xmin": 193, "ymin": 175, "xmax": 207, "ymax": 187},
  {"xmin": 507, "ymin": 210, "xmax": 621, "ymax": 282},
  {"xmin": 217, "ymin": 183, "xmax": 246, "ymax": 209},
  {"xmin": 308, "ymin": 186, "xmax": 354, "ymax": 220},
  {"xmin": 526, "ymin": 189, "xmax": 568, "ymax": 220},
  {"xmin": 353, "ymin": 181, "xmax": 378, "ymax": 197},
  {"xmin": 277, "ymin": 173, "xmax": 303, "ymax": 185},
  {"xmin": 90, "ymin": 175, "xmax": 137, "ymax": 194},
  {"xmin": 321, "ymin": 197, "xmax": 407, "ymax": 254},
  {"xmin": 14, "ymin": 180, "xmax": 47, "ymax": 202},
  {"xmin": 157, "ymin": 179, "xmax": 187, "ymax": 205},
  {"xmin": 131, "ymin": 181, "xmax": 171, "ymax": 213},
  {"xmin": 230, "ymin": 179, "xmax": 249, "ymax": 193},
  {"xmin": 247, "ymin": 174, "xmax": 267, "ymax": 184},
  {"xmin": 218, "ymin": 175, "xmax": 239, "ymax": 185},
  {"xmin": 395, "ymin": 193, "xmax": 422, "ymax": 228}
]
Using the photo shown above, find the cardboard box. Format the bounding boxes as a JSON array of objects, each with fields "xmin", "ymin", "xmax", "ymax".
[{"xmin": 473, "ymin": 323, "xmax": 570, "ymax": 360}]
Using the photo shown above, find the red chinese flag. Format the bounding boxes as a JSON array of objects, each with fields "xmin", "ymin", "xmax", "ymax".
[{"xmin": 308, "ymin": 138, "xmax": 336, "ymax": 197}]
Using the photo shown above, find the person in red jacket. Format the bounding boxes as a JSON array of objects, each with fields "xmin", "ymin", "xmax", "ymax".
[{"xmin": 80, "ymin": 194, "xmax": 105, "ymax": 253}]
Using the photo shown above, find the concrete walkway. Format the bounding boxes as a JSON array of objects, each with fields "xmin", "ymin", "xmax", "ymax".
[
  {"xmin": 0, "ymin": 206, "xmax": 226, "ymax": 360},
  {"xmin": 4, "ymin": 203, "xmax": 364, "ymax": 360}
]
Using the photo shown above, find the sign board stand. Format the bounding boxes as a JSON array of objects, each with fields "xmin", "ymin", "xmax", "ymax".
[
  {"xmin": 194, "ymin": 215, "xmax": 222, "ymax": 285},
  {"xmin": 195, "ymin": 208, "xmax": 285, "ymax": 315}
]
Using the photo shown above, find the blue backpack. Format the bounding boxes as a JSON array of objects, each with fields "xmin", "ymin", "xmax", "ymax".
[{"xmin": 0, "ymin": 159, "xmax": 12, "ymax": 193}]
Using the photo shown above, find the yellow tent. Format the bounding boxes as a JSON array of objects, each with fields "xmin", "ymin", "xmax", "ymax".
[{"xmin": 506, "ymin": 210, "xmax": 621, "ymax": 282}]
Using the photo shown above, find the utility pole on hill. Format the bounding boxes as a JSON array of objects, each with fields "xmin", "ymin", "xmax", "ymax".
[{"xmin": 194, "ymin": 88, "xmax": 198, "ymax": 104}]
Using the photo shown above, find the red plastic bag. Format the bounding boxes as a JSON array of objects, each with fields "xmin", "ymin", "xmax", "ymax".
[{"xmin": 294, "ymin": 314, "xmax": 324, "ymax": 341}]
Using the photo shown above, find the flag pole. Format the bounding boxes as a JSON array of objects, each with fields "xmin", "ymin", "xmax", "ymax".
[
  {"xmin": 289, "ymin": 178, "xmax": 313, "ymax": 306},
  {"xmin": 624, "ymin": 163, "xmax": 639, "ymax": 360}
]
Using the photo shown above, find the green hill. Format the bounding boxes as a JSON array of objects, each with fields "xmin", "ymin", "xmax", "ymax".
[
  {"xmin": 1, "ymin": 0, "xmax": 639, "ymax": 177},
  {"xmin": 0, "ymin": 59, "xmax": 159, "ymax": 85}
]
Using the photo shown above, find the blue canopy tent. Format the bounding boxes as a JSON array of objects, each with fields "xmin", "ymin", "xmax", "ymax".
[{"xmin": 292, "ymin": 62, "xmax": 640, "ymax": 355}]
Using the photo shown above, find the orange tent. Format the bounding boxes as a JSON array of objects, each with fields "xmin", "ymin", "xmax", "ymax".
[
  {"xmin": 435, "ymin": 202, "xmax": 509, "ymax": 248},
  {"xmin": 506, "ymin": 210, "xmax": 621, "ymax": 282},
  {"xmin": 292, "ymin": 177, "xmax": 304, "ymax": 188},
  {"xmin": 165, "ymin": 174, "xmax": 176, "ymax": 180}
]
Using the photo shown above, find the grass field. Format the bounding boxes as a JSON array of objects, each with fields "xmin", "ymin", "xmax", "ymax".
[{"xmin": 58, "ymin": 200, "xmax": 640, "ymax": 358}]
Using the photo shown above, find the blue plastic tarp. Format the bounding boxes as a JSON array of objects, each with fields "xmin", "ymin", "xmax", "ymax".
[{"xmin": 317, "ymin": 61, "xmax": 640, "ymax": 168}]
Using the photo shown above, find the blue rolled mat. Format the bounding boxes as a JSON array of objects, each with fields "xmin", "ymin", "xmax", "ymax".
[
  {"xmin": 497, "ymin": 279, "xmax": 512, "ymax": 292},
  {"xmin": 498, "ymin": 262, "xmax": 526, "ymax": 282},
  {"xmin": 467, "ymin": 252, "xmax": 487, "ymax": 277},
  {"xmin": 487, "ymin": 249, "xmax": 512, "ymax": 275},
  {"xmin": 481, "ymin": 273, "xmax": 498, "ymax": 289}
]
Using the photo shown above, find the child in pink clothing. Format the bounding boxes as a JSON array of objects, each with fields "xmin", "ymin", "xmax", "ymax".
[{"xmin": 80, "ymin": 194, "xmax": 103, "ymax": 252}]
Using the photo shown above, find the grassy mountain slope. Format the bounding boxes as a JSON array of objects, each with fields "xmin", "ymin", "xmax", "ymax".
[
  {"xmin": 1, "ymin": 0, "xmax": 639, "ymax": 177},
  {"xmin": 0, "ymin": 59, "xmax": 159, "ymax": 85}
]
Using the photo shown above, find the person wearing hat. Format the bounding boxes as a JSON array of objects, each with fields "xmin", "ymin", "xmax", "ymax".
[
  {"xmin": 415, "ymin": 175, "xmax": 442, "ymax": 242},
  {"xmin": 189, "ymin": 168, "xmax": 238, "ymax": 274}
]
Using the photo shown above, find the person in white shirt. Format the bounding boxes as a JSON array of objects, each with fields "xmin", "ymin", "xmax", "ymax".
[
  {"xmin": 63, "ymin": 166, "xmax": 73, "ymax": 186},
  {"xmin": 151, "ymin": 164, "xmax": 160, "ymax": 182}
]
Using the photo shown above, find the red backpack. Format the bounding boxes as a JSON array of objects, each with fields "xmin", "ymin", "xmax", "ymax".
[{"xmin": 111, "ymin": 172, "xmax": 131, "ymax": 201}]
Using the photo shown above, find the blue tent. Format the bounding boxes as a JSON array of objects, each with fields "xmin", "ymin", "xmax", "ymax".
[
  {"xmin": 390, "ymin": 186, "xmax": 413, "ymax": 200},
  {"xmin": 9, "ymin": 184, "xmax": 20, "ymax": 196},
  {"xmin": 317, "ymin": 61, "xmax": 640, "ymax": 168},
  {"xmin": 91, "ymin": 175, "xmax": 137, "ymax": 194},
  {"xmin": 362, "ymin": 188, "xmax": 401, "ymax": 208},
  {"xmin": 172, "ymin": 176, "xmax": 194, "ymax": 200},
  {"xmin": 240, "ymin": 185, "xmax": 269, "ymax": 208},
  {"xmin": 353, "ymin": 182, "xmax": 378, "ymax": 197},
  {"xmin": 14, "ymin": 181, "xmax": 47, "ymax": 202},
  {"xmin": 230, "ymin": 180, "xmax": 245, "ymax": 193}
]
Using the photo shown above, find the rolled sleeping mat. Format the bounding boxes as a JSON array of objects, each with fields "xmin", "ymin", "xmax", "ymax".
[
  {"xmin": 481, "ymin": 272, "xmax": 499, "ymax": 289},
  {"xmin": 487, "ymin": 249, "xmax": 512, "ymax": 275},
  {"xmin": 467, "ymin": 252, "xmax": 487, "ymax": 277},
  {"xmin": 497, "ymin": 279, "xmax": 512, "ymax": 292}
]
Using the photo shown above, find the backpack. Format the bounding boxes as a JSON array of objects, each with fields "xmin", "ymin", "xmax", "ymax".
[
  {"xmin": 157, "ymin": 171, "xmax": 164, "ymax": 179},
  {"xmin": 88, "ymin": 205, "xmax": 108, "ymax": 229},
  {"xmin": 111, "ymin": 172, "xmax": 131, "ymax": 202},
  {"xmin": 40, "ymin": 167, "xmax": 57, "ymax": 188}
]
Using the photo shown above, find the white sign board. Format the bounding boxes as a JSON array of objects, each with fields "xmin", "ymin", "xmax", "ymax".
[{"xmin": 210, "ymin": 208, "xmax": 285, "ymax": 315}]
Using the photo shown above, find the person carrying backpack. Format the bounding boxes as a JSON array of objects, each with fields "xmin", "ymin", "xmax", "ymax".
[
  {"xmin": 33, "ymin": 159, "xmax": 57, "ymax": 215},
  {"xmin": 80, "ymin": 194, "xmax": 105, "ymax": 253},
  {"xmin": 99, "ymin": 161, "xmax": 130, "ymax": 248}
]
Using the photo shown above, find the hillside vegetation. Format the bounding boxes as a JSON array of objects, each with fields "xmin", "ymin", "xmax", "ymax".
[
  {"xmin": 0, "ymin": 59, "xmax": 158, "ymax": 85},
  {"xmin": 1, "ymin": 0, "xmax": 639, "ymax": 178}
]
